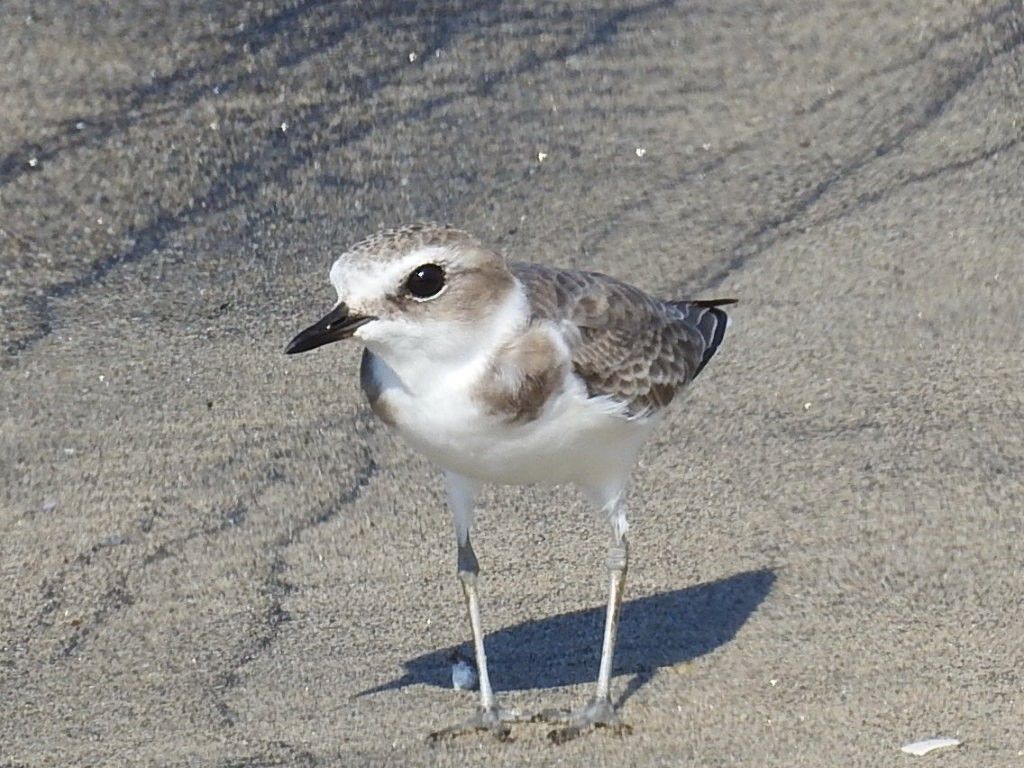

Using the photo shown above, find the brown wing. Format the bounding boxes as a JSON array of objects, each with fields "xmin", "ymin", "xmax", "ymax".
[{"xmin": 510, "ymin": 262, "xmax": 733, "ymax": 415}]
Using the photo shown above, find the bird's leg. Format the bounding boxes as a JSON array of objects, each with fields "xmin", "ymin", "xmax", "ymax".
[
  {"xmin": 539, "ymin": 534, "xmax": 633, "ymax": 743},
  {"xmin": 428, "ymin": 534, "xmax": 526, "ymax": 741},
  {"xmin": 458, "ymin": 537, "xmax": 494, "ymax": 710}
]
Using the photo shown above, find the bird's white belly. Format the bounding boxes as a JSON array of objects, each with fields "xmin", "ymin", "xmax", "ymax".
[{"xmin": 384, "ymin": 383, "xmax": 655, "ymax": 486}]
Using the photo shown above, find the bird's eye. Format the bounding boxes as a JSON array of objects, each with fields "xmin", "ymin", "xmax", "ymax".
[{"xmin": 405, "ymin": 263, "xmax": 446, "ymax": 299}]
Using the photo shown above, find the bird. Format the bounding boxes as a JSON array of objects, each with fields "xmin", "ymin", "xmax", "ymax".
[{"xmin": 285, "ymin": 223, "xmax": 734, "ymax": 742}]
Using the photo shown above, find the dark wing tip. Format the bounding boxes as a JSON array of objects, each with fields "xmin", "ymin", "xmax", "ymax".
[
  {"xmin": 692, "ymin": 298, "xmax": 738, "ymax": 307},
  {"xmin": 694, "ymin": 304, "xmax": 730, "ymax": 377},
  {"xmin": 667, "ymin": 298, "xmax": 734, "ymax": 378}
]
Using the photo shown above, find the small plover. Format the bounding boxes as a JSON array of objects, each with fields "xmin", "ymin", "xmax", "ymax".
[{"xmin": 286, "ymin": 223, "xmax": 734, "ymax": 742}]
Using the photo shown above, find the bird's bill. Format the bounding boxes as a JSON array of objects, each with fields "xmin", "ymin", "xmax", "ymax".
[{"xmin": 284, "ymin": 303, "xmax": 376, "ymax": 354}]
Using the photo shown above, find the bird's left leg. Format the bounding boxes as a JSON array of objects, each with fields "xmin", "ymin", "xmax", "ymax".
[
  {"xmin": 428, "ymin": 472, "xmax": 526, "ymax": 741},
  {"xmin": 538, "ymin": 488, "xmax": 633, "ymax": 743}
]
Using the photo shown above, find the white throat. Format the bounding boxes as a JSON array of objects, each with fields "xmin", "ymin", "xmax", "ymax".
[{"xmin": 356, "ymin": 282, "xmax": 529, "ymax": 396}]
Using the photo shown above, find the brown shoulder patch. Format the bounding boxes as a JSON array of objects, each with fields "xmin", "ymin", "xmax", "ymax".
[{"xmin": 475, "ymin": 325, "xmax": 566, "ymax": 424}]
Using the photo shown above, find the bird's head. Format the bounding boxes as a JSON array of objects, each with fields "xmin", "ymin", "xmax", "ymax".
[{"xmin": 285, "ymin": 224, "xmax": 520, "ymax": 366}]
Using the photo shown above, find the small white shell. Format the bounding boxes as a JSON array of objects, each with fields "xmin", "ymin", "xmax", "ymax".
[
  {"xmin": 900, "ymin": 738, "xmax": 962, "ymax": 756},
  {"xmin": 451, "ymin": 657, "xmax": 478, "ymax": 691}
]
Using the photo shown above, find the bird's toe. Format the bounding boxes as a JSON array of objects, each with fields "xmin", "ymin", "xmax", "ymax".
[
  {"xmin": 543, "ymin": 697, "xmax": 632, "ymax": 744},
  {"xmin": 427, "ymin": 705, "xmax": 527, "ymax": 742}
]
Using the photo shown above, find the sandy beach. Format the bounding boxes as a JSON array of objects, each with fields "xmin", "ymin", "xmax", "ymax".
[{"xmin": 2, "ymin": 2, "xmax": 1022, "ymax": 765}]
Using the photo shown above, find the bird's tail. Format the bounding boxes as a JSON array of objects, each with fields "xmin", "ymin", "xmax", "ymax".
[{"xmin": 669, "ymin": 298, "xmax": 736, "ymax": 378}]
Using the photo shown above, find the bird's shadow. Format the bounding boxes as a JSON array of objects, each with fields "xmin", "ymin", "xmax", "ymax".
[{"xmin": 358, "ymin": 568, "xmax": 775, "ymax": 706}]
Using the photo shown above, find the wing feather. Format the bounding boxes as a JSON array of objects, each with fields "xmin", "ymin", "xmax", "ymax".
[{"xmin": 511, "ymin": 262, "xmax": 733, "ymax": 415}]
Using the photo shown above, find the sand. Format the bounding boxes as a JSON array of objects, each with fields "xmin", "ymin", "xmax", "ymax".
[{"xmin": 2, "ymin": 2, "xmax": 1022, "ymax": 765}]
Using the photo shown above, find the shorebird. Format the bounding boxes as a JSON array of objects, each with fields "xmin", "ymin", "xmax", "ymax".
[{"xmin": 285, "ymin": 223, "xmax": 734, "ymax": 742}]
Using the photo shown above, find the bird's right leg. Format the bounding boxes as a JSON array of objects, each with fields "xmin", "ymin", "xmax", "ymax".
[{"xmin": 428, "ymin": 473, "xmax": 526, "ymax": 741}]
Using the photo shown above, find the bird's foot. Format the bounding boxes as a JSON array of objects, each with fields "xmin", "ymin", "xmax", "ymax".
[
  {"xmin": 533, "ymin": 697, "xmax": 632, "ymax": 744},
  {"xmin": 427, "ymin": 704, "xmax": 528, "ymax": 742}
]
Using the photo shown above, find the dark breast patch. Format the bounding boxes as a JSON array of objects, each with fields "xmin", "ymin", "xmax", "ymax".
[
  {"xmin": 475, "ymin": 325, "xmax": 566, "ymax": 424},
  {"xmin": 360, "ymin": 348, "xmax": 397, "ymax": 426}
]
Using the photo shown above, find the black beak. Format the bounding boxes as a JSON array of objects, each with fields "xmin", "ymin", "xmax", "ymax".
[{"xmin": 285, "ymin": 303, "xmax": 376, "ymax": 354}]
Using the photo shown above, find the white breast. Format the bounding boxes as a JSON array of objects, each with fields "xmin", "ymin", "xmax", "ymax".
[{"xmin": 363, "ymin": 350, "xmax": 656, "ymax": 488}]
